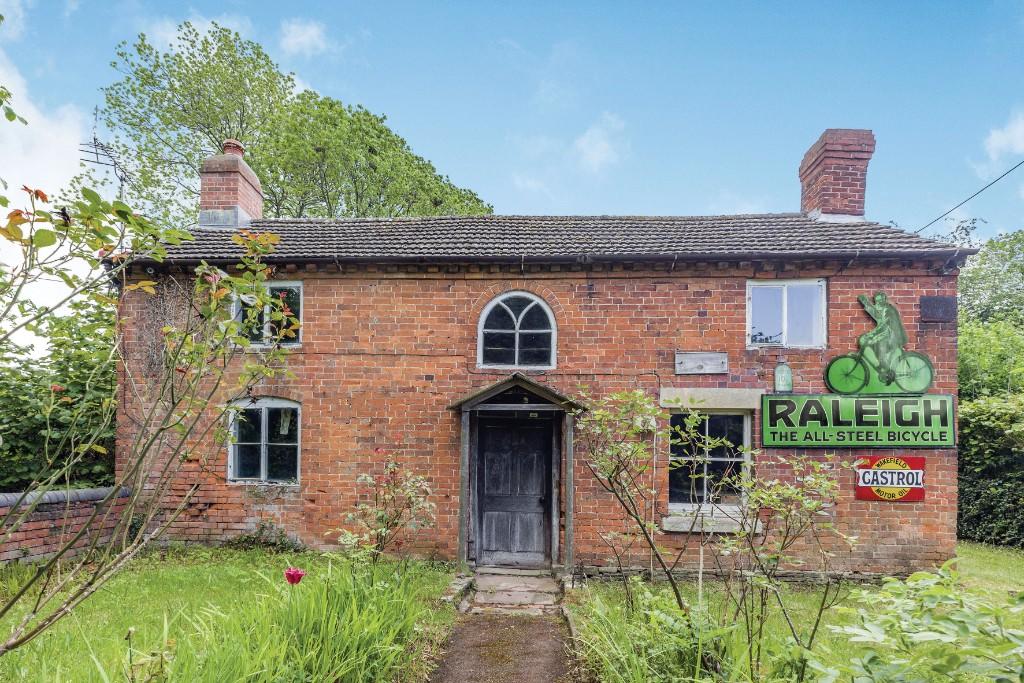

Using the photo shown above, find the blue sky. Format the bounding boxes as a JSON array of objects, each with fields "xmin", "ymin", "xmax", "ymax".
[{"xmin": 2, "ymin": 0, "xmax": 1024, "ymax": 239}]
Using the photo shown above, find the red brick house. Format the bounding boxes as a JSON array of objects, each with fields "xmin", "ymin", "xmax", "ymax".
[{"xmin": 118, "ymin": 129, "xmax": 973, "ymax": 575}]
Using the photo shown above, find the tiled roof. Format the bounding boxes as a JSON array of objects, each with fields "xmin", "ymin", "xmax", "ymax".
[{"xmin": 156, "ymin": 214, "xmax": 972, "ymax": 263}]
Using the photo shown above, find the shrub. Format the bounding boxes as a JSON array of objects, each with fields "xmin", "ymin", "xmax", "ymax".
[
  {"xmin": 817, "ymin": 561, "xmax": 1024, "ymax": 681},
  {"xmin": 0, "ymin": 300, "xmax": 116, "ymax": 492},
  {"xmin": 958, "ymin": 318, "xmax": 1024, "ymax": 400},
  {"xmin": 957, "ymin": 394, "xmax": 1024, "ymax": 548}
]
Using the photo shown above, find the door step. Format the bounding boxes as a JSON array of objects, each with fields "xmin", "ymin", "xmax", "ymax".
[
  {"xmin": 462, "ymin": 568, "xmax": 563, "ymax": 615},
  {"xmin": 474, "ymin": 567, "xmax": 553, "ymax": 577}
]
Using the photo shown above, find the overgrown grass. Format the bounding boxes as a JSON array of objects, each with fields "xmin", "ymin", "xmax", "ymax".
[
  {"xmin": 0, "ymin": 546, "xmax": 454, "ymax": 682},
  {"xmin": 566, "ymin": 542, "xmax": 1023, "ymax": 682}
]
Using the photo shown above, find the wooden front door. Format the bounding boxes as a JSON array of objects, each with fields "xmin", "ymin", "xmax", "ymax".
[{"xmin": 477, "ymin": 416, "xmax": 552, "ymax": 567}]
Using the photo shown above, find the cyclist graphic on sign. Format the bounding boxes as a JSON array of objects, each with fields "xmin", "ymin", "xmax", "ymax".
[
  {"xmin": 857, "ymin": 292, "xmax": 907, "ymax": 384},
  {"xmin": 825, "ymin": 291, "xmax": 933, "ymax": 394}
]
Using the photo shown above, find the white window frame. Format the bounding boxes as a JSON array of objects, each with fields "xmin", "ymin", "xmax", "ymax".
[
  {"xmin": 477, "ymin": 291, "xmax": 557, "ymax": 370},
  {"xmin": 233, "ymin": 280, "xmax": 303, "ymax": 347},
  {"xmin": 746, "ymin": 278, "xmax": 827, "ymax": 349},
  {"xmin": 227, "ymin": 397, "xmax": 301, "ymax": 485},
  {"xmin": 666, "ymin": 410, "xmax": 752, "ymax": 520}
]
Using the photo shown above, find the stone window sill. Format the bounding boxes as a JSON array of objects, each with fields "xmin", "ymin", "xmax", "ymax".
[{"xmin": 661, "ymin": 512, "xmax": 749, "ymax": 535}]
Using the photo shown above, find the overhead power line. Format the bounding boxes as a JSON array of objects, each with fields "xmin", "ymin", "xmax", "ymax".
[{"xmin": 915, "ymin": 157, "xmax": 1024, "ymax": 233}]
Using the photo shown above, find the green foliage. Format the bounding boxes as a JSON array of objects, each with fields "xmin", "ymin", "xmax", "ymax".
[
  {"xmin": 958, "ymin": 318, "xmax": 1024, "ymax": 399},
  {"xmin": 0, "ymin": 300, "xmax": 116, "ymax": 491},
  {"xmin": 817, "ymin": 561, "xmax": 1024, "ymax": 682},
  {"xmin": 151, "ymin": 560, "xmax": 445, "ymax": 682},
  {"xmin": 102, "ymin": 21, "xmax": 491, "ymax": 227},
  {"xmin": 0, "ymin": 548, "xmax": 453, "ymax": 682},
  {"xmin": 957, "ymin": 394, "xmax": 1024, "ymax": 548},
  {"xmin": 573, "ymin": 578, "xmax": 720, "ymax": 683},
  {"xmin": 959, "ymin": 229, "xmax": 1024, "ymax": 323},
  {"xmin": 573, "ymin": 390, "xmax": 852, "ymax": 682},
  {"xmin": 339, "ymin": 459, "xmax": 435, "ymax": 564}
]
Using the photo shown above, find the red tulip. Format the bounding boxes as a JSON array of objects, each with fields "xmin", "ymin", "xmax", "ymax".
[
  {"xmin": 284, "ymin": 567, "xmax": 306, "ymax": 585},
  {"xmin": 50, "ymin": 384, "xmax": 65, "ymax": 393}
]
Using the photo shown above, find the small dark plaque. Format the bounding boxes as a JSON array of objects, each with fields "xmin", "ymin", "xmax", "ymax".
[{"xmin": 919, "ymin": 295, "xmax": 957, "ymax": 323}]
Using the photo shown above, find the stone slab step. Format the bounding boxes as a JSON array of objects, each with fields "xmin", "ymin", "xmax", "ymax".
[
  {"xmin": 474, "ymin": 575, "xmax": 560, "ymax": 593},
  {"xmin": 468, "ymin": 605, "xmax": 561, "ymax": 616},
  {"xmin": 475, "ymin": 567, "xmax": 552, "ymax": 577},
  {"xmin": 473, "ymin": 589, "xmax": 559, "ymax": 606}
]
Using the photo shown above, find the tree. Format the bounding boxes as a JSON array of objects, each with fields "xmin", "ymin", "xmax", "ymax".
[
  {"xmin": 959, "ymin": 229, "xmax": 1024, "ymax": 323},
  {"xmin": 102, "ymin": 22, "xmax": 491, "ymax": 226},
  {"xmin": 0, "ymin": 47, "xmax": 297, "ymax": 653}
]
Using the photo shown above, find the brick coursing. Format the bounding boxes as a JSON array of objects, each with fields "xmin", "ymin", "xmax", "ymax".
[
  {"xmin": 116, "ymin": 259, "xmax": 959, "ymax": 575},
  {"xmin": 0, "ymin": 487, "xmax": 130, "ymax": 563},
  {"xmin": 799, "ymin": 129, "xmax": 876, "ymax": 216}
]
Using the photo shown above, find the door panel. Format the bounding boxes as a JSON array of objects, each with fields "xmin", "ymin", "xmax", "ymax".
[{"xmin": 477, "ymin": 417, "xmax": 552, "ymax": 567}]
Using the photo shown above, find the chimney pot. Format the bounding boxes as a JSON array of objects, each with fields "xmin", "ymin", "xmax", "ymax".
[
  {"xmin": 222, "ymin": 139, "xmax": 245, "ymax": 157},
  {"xmin": 799, "ymin": 128, "xmax": 875, "ymax": 219}
]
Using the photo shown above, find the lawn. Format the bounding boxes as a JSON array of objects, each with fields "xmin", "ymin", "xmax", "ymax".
[
  {"xmin": 565, "ymin": 541, "xmax": 1024, "ymax": 682},
  {"xmin": 0, "ymin": 546, "xmax": 454, "ymax": 682}
]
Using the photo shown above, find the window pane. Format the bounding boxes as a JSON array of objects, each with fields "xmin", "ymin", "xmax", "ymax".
[
  {"xmin": 517, "ymin": 332, "xmax": 551, "ymax": 366},
  {"xmin": 233, "ymin": 444, "xmax": 261, "ymax": 479},
  {"xmin": 238, "ymin": 300, "xmax": 264, "ymax": 342},
  {"xmin": 267, "ymin": 407, "xmax": 298, "ymax": 444},
  {"xmin": 502, "ymin": 296, "xmax": 533, "ymax": 317},
  {"xmin": 483, "ymin": 332, "xmax": 515, "ymax": 365},
  {"xmin": 749, "ymin": 286, "xmax": 783, "ymax": 345},
  {"xmin": 236, "ymin": 408, "xmax": 262, "ymax": 443},
  {"xmin": 707, "ymin": 414, "xmax": 745, "ymax": 459},
  {"xmin": 267, "ymin": 445, "xmax": 298, "ymax": 481},
  {"xmin": 669, "ymin": 460, "xmax": 705, "ymax": 504},
  {"xmin": 670, "ymin": 414, "xmax": 707, "ymax": 459},
  {"xmin": 786, "ymin": 283, "xmax": 823, "ymax": 346},
  {"xmin": 483, "ymin": 306, "xmax": 515, "ymax": 330},
  {"xmin": 520, "ymin": 304, "xmax": 552, "ymax": 330},
  {"xmin": 706, "ymin": 459, "xmax": 743, "ymax": 506},
  {"xmin": 270, "ymin": 287, "xmax": 301, "ymax": 343}
]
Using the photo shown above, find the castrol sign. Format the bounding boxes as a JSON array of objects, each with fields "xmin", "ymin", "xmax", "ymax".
[{"xmin": 855, "ymin": 456, "xmax": 925, "ymax": 502}]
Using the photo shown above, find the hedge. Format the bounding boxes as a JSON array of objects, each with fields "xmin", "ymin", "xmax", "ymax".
[{"xmin": 957, "ymin": 394, "xmax": 1024, "ymax": 548}]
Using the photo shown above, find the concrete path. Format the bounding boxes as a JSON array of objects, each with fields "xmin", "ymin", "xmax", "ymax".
[{"xmin": 430, "ymin": 569, "xmax": 573, "ymax": 683}]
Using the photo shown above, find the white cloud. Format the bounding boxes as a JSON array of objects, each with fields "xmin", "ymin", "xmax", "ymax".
[
  {"xmin": 142, "ymin": 12, "xmax": 253, "ymax": 49},
  {"xmin": 291, "ymin": 74, "xmax": 315, "ymax": 95},
  {"xmin": 0, "ymin": 0, "xmax": 27, "ymax": 40},
  {"xmin": 0, "ymin": 49, "xmax": 84, "ymax": 199},
  {"xmin": 511, "ymin": 173, "xmax": 550, "ymax": 196},
  {"xmin": 63, "ymin": 0, "xmax": 78, "ymax": 18},
  {"xmin": 984, "ymin": 111, "xmax": 1024, "ymax": 162},
  {"xmin": 279, "ymin": 18, "xmax": 330, "ymax": 58},
  {"xmin": 0, "ymin": 47, "xmax": 89, "ymax": 351},
  {"xmin": 573, "ymin": 112, "xmax": 626, "ymax": 173},
  {"xmin": 705, "ymin": 190, "xmax": 769, "ymax": 216}
]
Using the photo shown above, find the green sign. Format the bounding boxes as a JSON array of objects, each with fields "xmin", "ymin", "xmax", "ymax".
[
  {"xmin": 761, "ymin": 394, "xmax": 955, "ymax": 448},
  {"xmin": 824, "ymin": 292, "xmax": 934, "ymax": 395}
]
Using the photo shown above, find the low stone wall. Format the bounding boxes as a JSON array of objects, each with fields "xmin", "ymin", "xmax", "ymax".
[{"xmin": 0, "ymin": 487, "xmax": 131, "ymax": 563}]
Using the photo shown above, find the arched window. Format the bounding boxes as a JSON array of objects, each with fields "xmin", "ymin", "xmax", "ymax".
[
  {"xmin": 478, "ymin": 292, "xmax": 556, "ymax": 368},
  {"xmin": 229, "ymin": 398, "xmax": 300, "ymax": 483}
]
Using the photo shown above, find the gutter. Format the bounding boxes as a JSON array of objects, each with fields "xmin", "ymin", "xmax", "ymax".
[{"xmin": 128, "ymin": 247, "xmax": 979, "ymax": 268}]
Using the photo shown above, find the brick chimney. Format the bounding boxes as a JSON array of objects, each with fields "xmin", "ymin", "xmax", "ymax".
[
  {"xmin": 798, "ymin": 129, "xmax": 875, "ymax": 220},
  {"xmin": 198, "ymin": 139, "xmax": 263, "ymax": 229}
]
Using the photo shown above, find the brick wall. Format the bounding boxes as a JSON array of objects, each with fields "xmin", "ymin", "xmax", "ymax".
[
  {"xmin": 117, "ymin": 258, "xmax": 959, "ymax": 575},
  {"xmin": 0, "ymin": 487, "xmax": 130, "ymax": 563}
]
